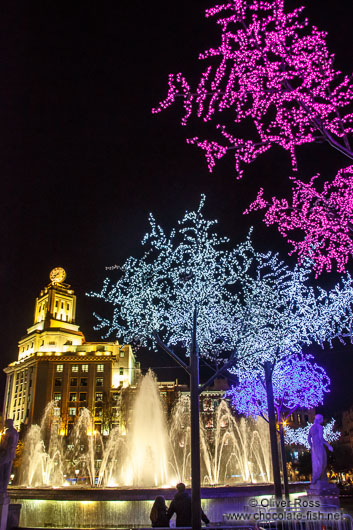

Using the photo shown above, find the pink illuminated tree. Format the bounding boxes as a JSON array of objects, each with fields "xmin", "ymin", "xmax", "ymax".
[
  {"xmin": 153, "ymin": 0, "xmax": 353, "ymax": 177},
  {"xmin": 153, "ymin": 0, "xmax": 353, "ymax": 274},
  {"xmin": 246, "ymin": 165, "xmax": 353, "ymax": 275}
]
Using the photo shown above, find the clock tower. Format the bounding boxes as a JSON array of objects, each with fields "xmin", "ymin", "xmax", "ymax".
[
  {"xmin": 3, "ymin": 269, "xmax": 137, "ymax": 432},
  {"xmin": 34, "ymin": 268, "xmax": 77, "ymax": 328},
  {"xmin": 18, "ymin": 268, "xmax": 84, "ymax": 361}
]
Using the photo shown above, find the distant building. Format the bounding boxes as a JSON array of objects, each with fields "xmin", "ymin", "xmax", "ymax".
[
  {"xmin": 342, "ymin": 406, "xmax": 353, "ymax": 450},
  {"xmin": 286, "ymin": 410, "xmax": 315, "ymax": 429},
  {"xmin": 3, "ymin": 268, "xmax": 139, "ymax": 434}
]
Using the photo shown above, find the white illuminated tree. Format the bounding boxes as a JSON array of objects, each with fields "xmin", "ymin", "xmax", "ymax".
[
  {"xmin": 90, "ymin": 197, "xmax": 353, "ymax": 369},
  {"xmin": 89, "ymin": 197, "xmax": 353, "ymax": 501},
  {"xmin": 285, "ymin": 419, "xmax": 340, "ymax": 450},
  {"xmin": 90, "ymin": 195, "xmax": 251, "ymax": 363}
]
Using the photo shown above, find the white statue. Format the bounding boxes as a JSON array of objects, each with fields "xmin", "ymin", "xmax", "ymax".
[
  {"xmin": 0, "ymin": 419, "xmax": 19, "ymax": 492},
  {"xmin": 308, "ymin": 414, "xmax": 333, "ymax": 484}
]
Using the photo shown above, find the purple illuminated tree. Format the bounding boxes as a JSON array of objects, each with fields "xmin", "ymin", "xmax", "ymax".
[
  {"xmin": 226, "ymin": 353, "xmax": 330, "ymax": 497},
  {"xmin": 153, "ymin": 0, "xmax": 353, "ymax": 273},
  {"xmin": 227, "ymin": 353, "xmax": 330, "ymax": 421}
]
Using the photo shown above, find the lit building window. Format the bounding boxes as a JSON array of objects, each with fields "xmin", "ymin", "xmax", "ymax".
[
  {"xmin": 120, "ymin": 351, "xmax": 125, "ymax": 358},
  {"xmin": 205, "ymin": 416, "xmax": 214, "ymax": 429},
  {"xmin": 68, "ymin": 408, "xmax": 76, "ymax": 416},
  {"xmin": 53, "ymin": 408, "xmax": 60, "ymax": 417},
  {"xmin": 97, "ymin": 365, "xmax": 104, "ymax": 373},
  {"xmin": 95, "ymin": 392, "xmax": 103, "ymax": 402},
  {"xmin": 96, "ymin": 378, "xmax": 103, "ymax": 387},
  {"xmin": 82, "ymin": 365, "xmax": 88, "ymax": 372},
  {"xmin": 95, "ymin": 408, "xmax": 103, "ymax": 417},
  {"xmin": 56, "ymin": 365, "xmax": 64, "ymax": 372},
  {"xmin": 72, "ymin": 365, "xmax": 79, "ymax": 372},
  {"xmin": 53, "ymin": 393, "xmax": 61, "ymax": 402},
  {"xmin": 203, "ymin": 399, "xmax": 213, "ymax": 411},
  {"xmin": 69, "ymin": 393, "xmax": 77, "ymax": 402}
]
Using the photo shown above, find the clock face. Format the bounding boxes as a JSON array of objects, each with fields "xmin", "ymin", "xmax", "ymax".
[{"xmin": 49, "ymin": 267, "xmax": 66, "ymax": 284}]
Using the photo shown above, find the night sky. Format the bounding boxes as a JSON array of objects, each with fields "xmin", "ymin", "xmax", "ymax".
[{"xmin": 1, "ymin": 0, "xmax": 353, "ymax": 416}]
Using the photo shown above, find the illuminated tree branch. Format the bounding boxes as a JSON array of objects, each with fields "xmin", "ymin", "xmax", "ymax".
[{"xmin": 246, "ymin": 165, "xmax": 353, "ymax": 275}]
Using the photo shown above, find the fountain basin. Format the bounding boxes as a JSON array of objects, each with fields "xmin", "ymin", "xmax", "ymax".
[{"xmin": 9, "ymin": 484, "xmax": 307, "ymax": 528}]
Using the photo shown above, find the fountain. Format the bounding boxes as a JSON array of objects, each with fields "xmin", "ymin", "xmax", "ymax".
[
  {"xmin": 117, "ymin": 371, "xmax": 171, "ymax": 487},
  {"xmin": 19, "ymin": 371, "xmax": 271, "ymax": 488},
  {"xmin": 20, "ymin": 403, "xmax": 64, "ymax": 487},
  {"xmin": 10, "ymin": 372, "xmax": 305, "ymax": 527},
  {"xmin": 169, "ymin": 395, "xmax": 271, "ymax": 486}
]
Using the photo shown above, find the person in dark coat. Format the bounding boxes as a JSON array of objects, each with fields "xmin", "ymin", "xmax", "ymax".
[
  {"xmin": 167, "ymin": 483, "xmax": 210, "ymax": 527},
  {"xmin": 150, "ymin": 495, "xmax": 170, "ymax": 527}
]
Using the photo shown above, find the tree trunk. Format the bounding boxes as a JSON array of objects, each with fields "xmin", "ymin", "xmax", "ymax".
[
  {"xmin": 264, "ymin": 361, "xmax": 282, "ymax": 499},
  {"xmin": 279, "ymin": 420, "xmax": 290, "ymax": 499},
  {"xmin": 190, "ymin": 308, "xmax": 201, "ymax": 530}
]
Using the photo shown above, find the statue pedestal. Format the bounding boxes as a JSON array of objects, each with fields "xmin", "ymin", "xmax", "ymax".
[
  {"xmin": 0, "ymin": 493, "xmax": 9, "ymax": 530},
  {"xmin": 7, "ymin": 503, "xmax": 21, "ymax": 530},
  {"xmin": 307, "ymin": 480, "xmax": 340, "ymax": 508}
]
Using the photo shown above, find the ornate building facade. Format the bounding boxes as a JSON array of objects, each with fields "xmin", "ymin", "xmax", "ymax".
[{"xmin": 3, "ymin": 268, "xmax": 138, "ymax": 433}]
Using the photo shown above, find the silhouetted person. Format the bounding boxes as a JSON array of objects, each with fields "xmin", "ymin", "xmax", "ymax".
[
  {"xmin": 150, "ymin": 495, "xmax": 169, "ymax": 527},
  {"xmin": 167, "ymin": 483, "xmax": 209, "ymax": 527}
]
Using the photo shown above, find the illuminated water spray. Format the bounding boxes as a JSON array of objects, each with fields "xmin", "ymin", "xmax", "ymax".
[{"xmin": 120, "ymin": 370, "xmax": 170, "ymax": 486}]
